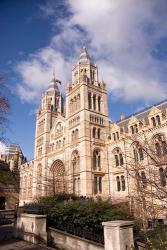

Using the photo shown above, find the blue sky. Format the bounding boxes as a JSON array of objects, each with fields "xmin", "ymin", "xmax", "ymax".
[{"xmin": 1, "ymin": 0, "xmax": 167, "ymax": 160}]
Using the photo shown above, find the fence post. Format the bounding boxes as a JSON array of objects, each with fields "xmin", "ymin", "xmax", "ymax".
[{"xmin": 102, "ymin": 220, "xmax": 134, "ymax": 250}]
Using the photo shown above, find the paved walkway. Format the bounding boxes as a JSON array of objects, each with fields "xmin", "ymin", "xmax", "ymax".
[{"xmin": 0, "ymin": 239, "xmax": 56, "ymax": 250}]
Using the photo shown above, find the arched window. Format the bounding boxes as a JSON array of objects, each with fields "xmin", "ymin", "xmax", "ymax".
[
  {"xmin": 141, "ymin": 171, "xmax": 147, "ymax": 188},
  {"xmin": 134, "ymin": 124, "xmax": 138, "ymax": 133},
  {"xmin": 115, "ymin": 155, "xmax": 119, "ymax": 166},
  {"xmin": 133, "ymin": 149, "xmax": 138, "ymax": 162},
  {"xmin": 121, "ymin": 175, "xmax": 126, "ymax": 191},
  {"xmin": 113, "ymin": 133, "xmax": 116, "ymax": 141},
  {"xmin": 119, "ymin": 153, "xmax": 124, "ymax": 165},
  {"xmin": 93, "ymin": 127, "xmax": 96, "ymax": 138},
  {"xmin": 155, "ymin": 142, "xmax": 161, "ymax": 155},
  {"xmin": 156, "ymin": 115, "xmax": 161, "ymax": 125},
  {"xmin": 162, "ymin": 141, "xmax": 167, "ymax": 155},
  {"xmin": 159, "ymin": 168, "xmax": 166, "ymax": 187},
  {"xmin": 98, "ymin": 96, "xmax": 101, "ymax": 112},
  {"xmin": 153, "ymin": 134, "xmax": 167, "ymax": 156},
  {"xmin": 72, "ymin": 150, "xmax": 80, "ymax": 174},
  {"xmin": 138, "ymin": 148, "xmax": 144, "ymax": 161},
  {"xmin": 75, "ymin": 129, "xmax": 79, "ymax": 140},
  {"xmin": 113, "ymin": 148, "xmax": 124, "ymax": 167},
  {"xmin": 71, "ymin": 131, "xmax": 75, "ymax": 141},
  {"xmin": 93, "ymin": 150, "xmax": 101, "ymax": 170},
  {"xmin": 88, "ymin": 93, "xmax": 92, "ymax": 109},
  {"xmin": 97, "ymin": 128, "xmax": 101, "ymax": 139},
  {"xmin": 50, "ymin": 160, "xmax": 65, "ymax": 195},
  {"xmin": 94, "ymin": 176, "xmax": 97, "ymax": 194},
  {"xmin": 131, "ymin": 126, "xmax": 134, "ymax": 134},
  {"xmin": 93, "ymin": 175, "xmax": 103, "ymax": 194},
  {"xmin": 70, "ymin": 99, "xmax": 73, "ymax": 113},
  {"xmin": 151, "ymin": 117, "xmax": 156, "ymax": 127},
  {"xmin": 62, "ymin": 138, "xmax": 65, "ymax": 146},
  {"xmin": 116, "ymin": 176, "xmax": 121, "ymax": 191},
  {"xmin": 99, "ymin": 176, "xmax": 102, "ymax": 193},
  {"xmin": 116, "ymin": 132, "xmax": 119, "ymax": 140},
  {"xmin": 93, "ymin": 94, "xmax": 96, "ymax": 110}
]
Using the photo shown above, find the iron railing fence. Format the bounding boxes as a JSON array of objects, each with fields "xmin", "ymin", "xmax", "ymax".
[{"xmin": 48, "ymin": 219, "xmax": 104, "ymax": 245}]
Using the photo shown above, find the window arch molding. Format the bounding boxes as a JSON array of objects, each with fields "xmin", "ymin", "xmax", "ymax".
[
  {"xmin": 92, "ymin": 148, "xmax": 102, "ymax": 170},
  {"xmin": 112, "ymin": 147, "xmax": 124, "ymax": 167},
  {"xmin": 152, "ymin": 133, "xmax": 167, "ymax": 156},
  {"xmin": 71, "ymin": 150, "xmax": 80, "ymax": 174},
  {"xmin": 131, "ymin": 141, "xmax": 144, "ymax": 162}
]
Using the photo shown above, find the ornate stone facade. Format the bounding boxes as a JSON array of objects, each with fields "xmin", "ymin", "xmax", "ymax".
[{"xmin": 19, "ymin": 48, "xmax": 167, "ymax": 212}]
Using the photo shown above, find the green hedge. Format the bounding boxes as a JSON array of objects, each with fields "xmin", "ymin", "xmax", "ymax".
[{"xmin": 23, "ymin": 195, "xmax": 133, "ymax": 233}]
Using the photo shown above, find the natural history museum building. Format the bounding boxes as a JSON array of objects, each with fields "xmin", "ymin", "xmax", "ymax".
[{"xmin": 19, "ymin": 48, "xmax": 167, "ymax": 213}]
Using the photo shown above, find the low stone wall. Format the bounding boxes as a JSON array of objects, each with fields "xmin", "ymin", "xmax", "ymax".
[
  {"xmin": 48, "ymin": 227, "xmax": 104, "ymax": 250},
  {"xmin": 16, "ymin": 213, "xmax": 47, "ymax": 244},
  {"xmin": 16, "ymin": 214, "xmax": 134, "ymax": 250}
]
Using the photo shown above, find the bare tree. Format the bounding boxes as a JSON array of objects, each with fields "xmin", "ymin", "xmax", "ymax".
[{"xmin": 122, "ymin": 131, "xmax": 167, "ymax": 230}]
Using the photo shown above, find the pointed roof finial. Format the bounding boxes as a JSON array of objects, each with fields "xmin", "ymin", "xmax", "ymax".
[
  {"xmin": 78, "ymin": 46, "xmax": 94, "ymax": 64},
  {"xmin": 53, "ymin": 68, "xmax": 55, "ymax": 80}
]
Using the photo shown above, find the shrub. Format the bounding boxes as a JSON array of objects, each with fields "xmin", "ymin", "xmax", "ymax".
[{"xmin": 23, "ymin": 196, "xmax": 133, "ymax": 233}]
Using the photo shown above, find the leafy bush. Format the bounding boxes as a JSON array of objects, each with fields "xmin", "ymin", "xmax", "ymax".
[{"xmin": 23, "ymin": 196, "xmax": 133, "ymax": 234}]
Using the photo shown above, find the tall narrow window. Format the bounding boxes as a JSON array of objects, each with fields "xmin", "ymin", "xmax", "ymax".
[
  {"xmin": 141, "ymin": 171, "xmax": 147, "ymax": 188},
  {"xmin": 151, "ymin": 117, "xmax": 156, "ymax": 127},
  {"xmin": 75, "ymin": 129, "xmax": 79, "ymax": 140},
  {"xmin": 116, "ymin": 176, "xmax": 121, "ymax": 191},
  {"xmin": 98, "ymin": 96, "xmax": 101, "ymax": 112},
  {"xmin": 94, "ymin": 176, "xmax": 98, "ymax": 194},
  {"xmin": 114, "ymin": 148, "xmax": 123, "ymax": 167},
  {"xmin": 97, "ymin": 128, "xmax": 101, "ymax": 139},
  {"xmin": 119, "ymin": 153, "xmax": 124, "ymax": 165},
  {"xmin": 93, "ymin": 94, "xmax": 96, "ymax": 110},
  {"xmin": 116, "ymin": 132, "xmax": 119, "ymax": 140},
  {"xmin": 99, "ymin": 176, "xmax": 102, "ymax": 193},
  {"xmin": 113, "ymin": 133, "xmax": 116, "ymax": 141},
  {"xmin": 155, "ymin": 142, "xmax": 161, "ymax": 155},
  {"xmin": 133, "ymin": 149, "xmax": 138, "ymax": 162},
  {"xmin": 121, "ymin": 175, "xmax": 126, "ymax": 191},
  {"xmin": 72, "ymin": 150, "xmax": 80, "ymax": 175},
  {"xmin": 115, "ymin": 155, "xmax": 119, "ymax": 166},
  {"xmin": 93, "ymin": 150, "xmax": 101, "ymax": 170},
  {"xmin": 134, "ymin": 124, "xmax": 138, "ymax": 133},
  {"xmin": 131, "ymin": 126, "xmax": 134, "ymax": 134},
  {"xmin": 138, "ymin": 148, "xmax": 144, "ymax": 161},
  {"xmin": 156, "ymin": 115, "xmax": 161, "ymax": 125},
  {"xmin": 93, "ymin": 152, "xmax": 97, "ymax": 170},
  {"xmin": 93, "ymin": 127, "xmax": 96, "ymax": 138},
  {"xmin": 159, "ymin": 168, "xmax": 166, "ymax": 187},
  {"xmin": 98, "ymin": 154, "xmax": 101, "ymax": 170},
  {"xmin": 162, "ymin": 141, "xmax": 167, "ymax": 155},
  {"xmin": 88, "ymin": 93, "xmax": 92, "ymax": 109}
]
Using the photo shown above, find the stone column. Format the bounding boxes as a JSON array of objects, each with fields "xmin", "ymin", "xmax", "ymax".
[{"xmin": 102, "ymin": 220, "xmax": 134, "ymax": 250}]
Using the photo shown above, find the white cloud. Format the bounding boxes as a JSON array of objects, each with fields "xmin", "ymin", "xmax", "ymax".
[
  {"xmin": 16, "ymin": 47, "xmax": 71, "ymax": 102},
  {"xmin": 16, "ymin": 0, "xmax": 167, "ymax": 103}
]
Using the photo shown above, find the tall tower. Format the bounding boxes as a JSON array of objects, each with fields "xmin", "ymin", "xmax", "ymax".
[
  {"xmin": 35, "ymin": 76, "xmax": 64, "ymax": 159},
  {"xmin": 66, "ymin": 47, "xmax": 109, "ymax": 197}
]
